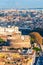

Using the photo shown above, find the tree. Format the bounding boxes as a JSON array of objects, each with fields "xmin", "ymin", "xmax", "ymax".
[
  {"xmin": 33, "ymin": 47, "xmax": 41, "ymax": 52},
  {"xmin": 0, "ymin": 38, "xmax": 5, "ymax": 46},
  {"xmin": 30, "ymin": 32, "xmax": 42, "ymax": 45},
  {"xmin": 0, "ymin": 38, "xmax": 5, "ymax": 43},
  {"xmin": 30, "ymin": 37, "xmax": 35, "ymax": 44},
  {"xmin": 29, "ymin": 32, "xmax": 43, "ymax": 52}
]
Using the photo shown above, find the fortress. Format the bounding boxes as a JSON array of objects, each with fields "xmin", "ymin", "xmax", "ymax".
[{"xmin": 0, "ymin": 26, "xmax": 31, "ymax": 48}]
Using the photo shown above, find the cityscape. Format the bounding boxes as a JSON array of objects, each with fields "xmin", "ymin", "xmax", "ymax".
[
  {"xmin": 0, "ymin": 9, "xmax": 43, "ymax": 65},
  {"xmin": 0, "ymin": 0, "xmax": 43, "ymax": 65}
]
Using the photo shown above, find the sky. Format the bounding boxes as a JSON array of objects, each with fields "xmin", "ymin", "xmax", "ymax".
[{"xmin": 0, "ymin": 0, "xmax": 43, "ymax": 9}]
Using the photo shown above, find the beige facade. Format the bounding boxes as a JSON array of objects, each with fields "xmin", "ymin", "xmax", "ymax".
[{"xmin": 0, "ymin": 26, "xmax": 31, "ymax": 48}]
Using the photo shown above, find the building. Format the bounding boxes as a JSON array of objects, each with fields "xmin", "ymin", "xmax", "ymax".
[
  {"xmin": 0, "ymin": 26, "xmax": 31, "ymax": 48},
  {"xmin": 0, "ymin": 50, "xmax": 36, "ymax": 65},
  {"xmin": 0, "ymin": 26, "xmax": 21, "ymax": 35}
]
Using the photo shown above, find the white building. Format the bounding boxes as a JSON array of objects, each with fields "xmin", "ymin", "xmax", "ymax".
[{"xmin": 0, "ymin": 26, "xmax": 21, "ymax": 35}]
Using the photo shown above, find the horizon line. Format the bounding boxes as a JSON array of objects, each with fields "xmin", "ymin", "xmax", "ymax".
[{"xmin": 0, "ymin": 8, "xmax": 43, "ymax": 10}]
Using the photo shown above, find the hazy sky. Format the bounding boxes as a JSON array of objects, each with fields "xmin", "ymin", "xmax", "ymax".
[{"xmin": 0, "ymin": 0, "xmax": 43, "ymax": 9}]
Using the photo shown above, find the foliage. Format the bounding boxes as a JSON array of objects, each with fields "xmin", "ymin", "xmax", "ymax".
[
  {"xmin": 0, "ymin": 38, "xmax": 5, "ymax": 43},
  {"xmin": 30, "ymin": 32, "xmax": 42, "ymax": 45},
  {"xmin": 30, "ymin": 37, "xmax": 35, "ymax": 44},
  {"xmin": 33, "ymin": 47, "xmax": 41, "ymax": 51}
]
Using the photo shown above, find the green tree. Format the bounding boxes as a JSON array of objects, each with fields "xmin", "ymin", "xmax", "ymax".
[
  {"xmin": 33, "ymin": 47, "xmax": 41, "ymax": 52},
  {"xmin": 0, "ymin": 38, "xmax": 5, "ymax": 43},
  {"xmin": 30, "ymin": 37, "xmax": 35, "ymax": 44}
]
